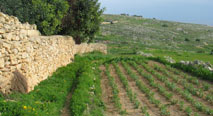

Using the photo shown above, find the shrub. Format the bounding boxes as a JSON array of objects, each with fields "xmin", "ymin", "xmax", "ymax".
[
  {"xmin": 185, "ymin": 38, "xmax": 190, "ymax": 41},
  {"xmin": 195, "ymin": 39, "xmax": 200, "ymax": 42},
  {"xmin": 0, "ymin": 0, "xmax": 69, "ymax": 35},
  {"xmin": 211, "ymin": 50, "xmax": 213, "ymax": 55},
  {"xmin": 197, "ymin": 50, "xmax": 205, "ymax": 53},
  {"xmin": 162, "ymin": 24, "xmax": 168, "ymax": 27},
  {"xmin": 61, "ymin": 0, "xmax": 104, "ymax": 44}
]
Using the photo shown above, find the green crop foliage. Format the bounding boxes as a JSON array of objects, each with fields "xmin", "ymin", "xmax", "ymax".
[
  {"xmin": 70, "ymin": 57, "xmax": 104, "ymax": 116},
  {"xmin": 105, "ymin": 64, "xmax": 123, "ymax": 113},
  {"xmin": 112, "ymin": 62, "xmax": 141, "ymax": 109},
  {"xmin": 139, "ymin": 61, "xmax": 213, "ymax": 115}
]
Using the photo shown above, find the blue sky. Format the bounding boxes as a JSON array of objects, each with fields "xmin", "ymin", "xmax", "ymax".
[{"xmin": 99, "ymin": 0, "xmax": 213, "ymax": 25}]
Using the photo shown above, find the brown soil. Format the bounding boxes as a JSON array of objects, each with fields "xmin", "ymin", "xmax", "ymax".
[
  {"xmin": 100, "ymin": 65, "xmax": 120, "ymax": 116},
  {"xmin": 126, "ymin": 63, "xmax": 187, "ymax": 116},
  {"xmin": 61, "ymin": 87, "xmax": 75, "ymax": 116},
  {"xmin": 148, "ymin": 60, "xmax": 213, "ymax": 94},
  {"xmin": 147, "ymin": 61, "xmax": 213, "ymax": 108},
  {"xmin": 138, "ymin": 61, "xmax": 207, "ymax": 116},
  {"xmin": 109, "ymin": 64, "xmax": 141, "ymax": 116},
  {"xmin": 118, "ymin": 63, "xmax": 161, "ymax": 116}
]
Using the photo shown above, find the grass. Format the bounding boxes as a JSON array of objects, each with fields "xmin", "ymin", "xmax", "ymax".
[{"xmin": 95, "ymin": 14, "xmax": 213, "ymax": 63}]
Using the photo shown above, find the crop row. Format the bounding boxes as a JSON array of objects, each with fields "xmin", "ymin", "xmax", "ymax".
[
  {"xmin": 105, "ymin": 64, "xmax": 124, "ymax": 114},
  {"xmin": 70, "ymin": 57, "xmax": 104, "ymax": 116},
  {"xmin": 128, "ymin": 61, "xmax": 202, "ymax": 116},
  {"xmin": 113, "ymin": 62, "xmax": 152, "ymax": 116},
  {"xmin": 112, "ymin": 62, "xmax": 141, "ymax": 109},
  {"xmin": 138, "ymin": 61, "xmax": 213, "ymax": 115},
  {"xmin": 121, "ymin": 61, "xmax": 171, "ymax": 116},
  {"xmin": 165, "ymin": 65, "xmax": 213, "ymax": 94},
  {"xmin": 153, "ymin": 64, "xmax": 213, "ymax": 104}
]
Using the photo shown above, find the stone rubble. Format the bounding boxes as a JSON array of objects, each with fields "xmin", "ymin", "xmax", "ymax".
[
  {"xmin": 164, "ymin": 56, "xmax": 176, "ymax": 64},
  {"xmin": 136, "ymin": 51, "xmax": 154, "ymax": 57},
  {"xmin": 0, "ymin": 12, "xmax": 107, "ymax": 94},
  {"xmin": 180, "ymin": 60, "xmax": 213, "ymax": 71}
]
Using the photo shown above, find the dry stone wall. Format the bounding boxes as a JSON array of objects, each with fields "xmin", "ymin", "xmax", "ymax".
[{"xmin": 0, "ymin": 12, "xmax": 107, "ymax": 94}]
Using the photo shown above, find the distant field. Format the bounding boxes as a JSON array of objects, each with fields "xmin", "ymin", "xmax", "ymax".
[{"xmin": 96, "ymin": 14, "xmax": 213, "ymax": 63}]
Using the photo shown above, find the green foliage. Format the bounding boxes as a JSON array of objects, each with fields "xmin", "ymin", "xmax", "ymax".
[
  {"xmin": 150, "ymin": 57, "xmax": 213, "ymax": 82},
  {"xmin": 162, "ymin": 24, "xmax": 168, "ymax": 27},
  {"xmin": 173, "ymin": 63, "xmax": 213, "ymax": 82},
  {"xmin": 113, "ymin": 62, "xmax": 141, "ymax": 109},
  {"xmin": 0, "ymin": 57, "xmax": 78, "ymax": 116},
  {"xmin": 0, "ymin": 0, "xmax": 32, "ymax": 22},
  {"xmin": 0, "ymin": 0, "xmax": 69, "ymax": 35},
  {"xmin": 211, "ymin": 50, "xmax": 213, "ymax": 55},
  {"xmin": 70, "ymin": 57, "xmax": 104, "ymax": 116},
  {"xmin": 185, "ymin": 38, "xmax": 190, "ymax": 41},
  {"xmin": 195, "ymin": 39, "xmax": 200, "ymax": 42},
  {"xmin": 105, "ymin": 64, "xmax": 123, "ymax": 113},
  {"xmin": 31, "ymin": 0, "xmax": 69, "ymax": 35},
  {"xmin": 61, "ymin": 0, "xmax": 104, "ymax": 44}
]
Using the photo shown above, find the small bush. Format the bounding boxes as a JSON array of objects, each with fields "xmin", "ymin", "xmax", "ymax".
[
  {"xmin": 196, "ymin": 39, "xmax": 200, "ymax": 42},
  {"xmin": 162, "ymin": 24, "xmax": 168, "ymax": 27},
  {"xmin": 185, "ymin": 38, "xmax": 190, "ymax": 41},
  {"xmin": 210, "ymin": 50, "xmax": 213, "ymax": 55},
  {"xmin": 197, "ymin": 50, "xmax": 205, "ymax": 53}
]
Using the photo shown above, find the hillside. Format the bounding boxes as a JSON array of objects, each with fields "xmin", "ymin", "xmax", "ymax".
[{"xmin": 96, "ymin": 14, "xmax": 213, "ymax": 63}]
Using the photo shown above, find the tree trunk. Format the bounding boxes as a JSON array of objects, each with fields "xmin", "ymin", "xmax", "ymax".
[{"xmin": 74, "ymin": 36, "xmax": 81, "ymax": 44}]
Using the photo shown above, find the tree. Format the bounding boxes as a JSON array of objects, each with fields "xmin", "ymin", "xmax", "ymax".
[
  {"xmin": 61, "ymin": 0, "xmax": 104, "ymax": 44},
  {"xmin": 0, "ymin": 0, "xmax": 69, "ymax": 35}
]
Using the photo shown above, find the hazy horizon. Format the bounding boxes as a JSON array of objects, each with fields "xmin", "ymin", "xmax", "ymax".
[{"xmin": 99, "ymin": 0, "xmax": 213, "ymax": 26}]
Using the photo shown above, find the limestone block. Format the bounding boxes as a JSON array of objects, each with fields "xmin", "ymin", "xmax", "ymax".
[
  {"xmin": 0, "ymin": 29, "xmax": 5, "ymax": 34},
  {"xmin": 2, "ymin": 43, "xmax": 11, "ymax": 50},
  {"xmin": 2, "ymin": 33, "xmax": 13, "ymax": 40},
  {"xmin": 0, "ymin": 57, "xmax": 4, "ymax": 68}
]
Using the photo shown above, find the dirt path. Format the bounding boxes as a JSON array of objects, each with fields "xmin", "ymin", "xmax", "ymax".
[
  {"xmin": 61, "ymin": 87, "xmax": 75, "ymax": 116},
  {"xmin": 118, "ymin": 63, "xmax": 161, "ymax": 116},
  {"xmin": 109, "ymin": 64, "xmax": 141, "ymax": 116},
  {"xmin": 100, "ymin": 65, "xmax": 120, "ymax": 116}
]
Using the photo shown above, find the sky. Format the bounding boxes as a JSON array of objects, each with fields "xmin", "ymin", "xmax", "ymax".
[{"xmin": 99, "ymin": 0, "xmax": 213, "ymax": 25}]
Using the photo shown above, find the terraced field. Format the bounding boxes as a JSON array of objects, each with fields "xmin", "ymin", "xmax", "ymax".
[{"xmin": 100, "ymin": 59, "xmax": 213, "ymax": 116}]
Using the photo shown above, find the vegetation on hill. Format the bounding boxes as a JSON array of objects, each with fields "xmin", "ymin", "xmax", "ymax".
[{"xmin": 96, "ymin": 14, "xmax": 213, "ymax": 63}]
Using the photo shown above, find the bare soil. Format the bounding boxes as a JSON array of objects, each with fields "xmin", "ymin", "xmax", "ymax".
[{"xmin": 100, "ymin": 65, "xmax": 121, "ymax": 116}]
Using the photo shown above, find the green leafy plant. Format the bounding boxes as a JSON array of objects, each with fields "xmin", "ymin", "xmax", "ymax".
[{"xmin": 61, "ymin": 0, "xmax": 104, "ymax": 44}]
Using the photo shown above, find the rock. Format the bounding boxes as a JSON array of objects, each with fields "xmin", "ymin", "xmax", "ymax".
[
  {"xmin": 136, "ymin": 51, "xmax": 154, "ymax": 57},
  {"xmin": 179, "ymin": 60, "xmax": 213, "ymax": 72},
  {"xmin": 164, "ymin": 56, "xmax": 176, "ymax": 63},
  {"xmin": 0, "ymin": 29, "xmax": 5, "ymax": 34},
  {"xmin": 176, "ymin": 28, "xmax": 183, "ymax": 31},
  {"xmin": 0, "ymin": 58, "xmax": 4, "ymax": 68},
  {"xmin": 2, "ymin": 33, "xmax": 13, "ymax": 40}
]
